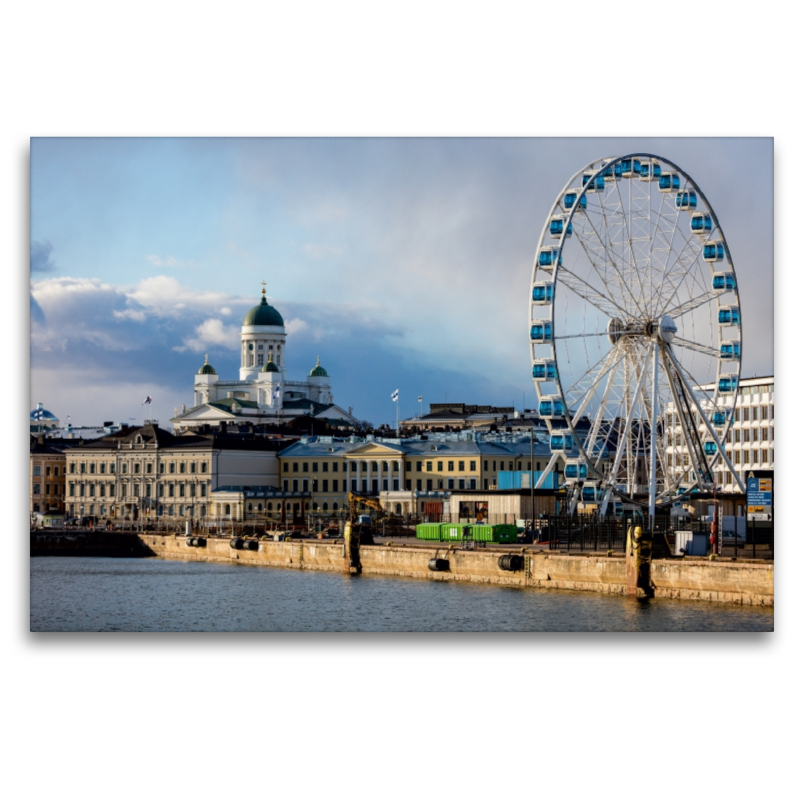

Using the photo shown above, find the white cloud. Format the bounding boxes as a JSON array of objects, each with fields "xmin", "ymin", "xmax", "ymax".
[
  {"xmin": 181, "ymin": 318, "xmax": 241, "ymax": 353},
  {"xmin": 285, "ymin": 318, "xmax": 308, "ymax": 336}
]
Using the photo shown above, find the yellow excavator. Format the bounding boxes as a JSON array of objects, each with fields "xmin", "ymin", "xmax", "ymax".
[{"xmin": 346, "ymin": 492, "xmax": 384, "ymax": 546}]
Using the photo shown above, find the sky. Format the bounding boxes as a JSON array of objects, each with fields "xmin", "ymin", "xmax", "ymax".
[{"xmin": 30, "ymin": 137, "xmax": 773, "ymax": 428}]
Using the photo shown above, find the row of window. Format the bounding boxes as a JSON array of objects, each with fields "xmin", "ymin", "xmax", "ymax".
[
  {"xmin": 66, "ymin": 504, "xmax": 208, "ymax": 518},
  {"xmin": 668, "ymin": 426, "xmax": 774, "ymax": 447},
  {"xmin": 32, "ymin": 484, "xmax": 62, "ymax": 496},
  {"xmin": 667, "ymin": 448, "xmax": 773, "ymax": 468},
  {"xmin": 280, "ymin": 477, "xmax": 480, "ymax": 493},
  {"xmin": 68, "ymin": 460, "xmax": 210, "ymax": 475},
  {"xmin": 32, "ymin": 465, "xmax": 60, "ymax": 477},
  {"xmin": 68, "ymin": 482, "xmax": 209, "ymax": 498},
  {"xmin": 282, "ymin": 459, "xmax": 528, "ymax": 474}
]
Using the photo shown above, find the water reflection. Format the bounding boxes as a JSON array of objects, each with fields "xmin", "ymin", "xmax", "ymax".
[{"xmin": 30, "ymin": 557, "xmax": 774, "ymax": 633}]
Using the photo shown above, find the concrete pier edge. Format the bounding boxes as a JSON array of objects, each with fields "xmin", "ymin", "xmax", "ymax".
[{"xmin": 128, "ymin": 534, "xmax": 773, "ymax": 607}]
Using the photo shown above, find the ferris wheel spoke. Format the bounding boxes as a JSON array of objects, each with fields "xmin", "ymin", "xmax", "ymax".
[
  {"xmin": 656, "ymin": 237, "xmax": 707, "ymax": 317},
  {"xmin": 651, "ymin": 205, "xmax": 698, "ymax": 314},
  {"xmin": 554, "ymin": 331, "xmax": 610, "ymax": 341},
  {"xmin": 571, "ymin": 207, "xmax": 647, "ymax": 318},
  {"xmin": 555, "ymin": 266, "xmax": 630, "ymax": 320},
  {"xmin": 560, "ymin": 344, "xmax": 626, "ymax": 420},
  {"xmin": 663, "ymin": 288, "xmax": 718, "ymax": 321},
  {"xmin": 671, "ymin": 336, "xmax": 720, "ymax": 359}
]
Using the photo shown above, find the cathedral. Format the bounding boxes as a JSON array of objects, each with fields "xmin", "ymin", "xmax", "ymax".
[{"xmin": 171, "ymin": 285, "xmax": 356, "ymax": 432}]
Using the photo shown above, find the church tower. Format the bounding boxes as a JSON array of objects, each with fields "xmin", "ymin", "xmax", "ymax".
[{"xmin": 239, "ymin": 283, "xmax": 287, "ymax": 381}]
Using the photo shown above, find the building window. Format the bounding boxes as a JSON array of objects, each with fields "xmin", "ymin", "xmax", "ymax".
[
  {"xmin": 417, "ymin": 462, "xmax": 422, "ymax": 472},
  {"xmin": 99, "ymin": 463, "xmax": 105, "ymax": 474},
  {"xmin": 312, "ymin": 462, "xmax": 318, "ymax": 472},
  {"xmin": 89, "ymin": 463, "xmax": 95, "ymax": 474},
  {"xmin": 447, "ymin": 479, "xmax": 454, "ymax": 489},
  {"xmin": 134, "ymin": 463, "xmax": 140, "ymax": 474},
  {"xmin": 180, "ymin": 463, "xmax": 186, "ymax": 474},
  {"xmin": 332, "ymin": 463, "xmax": 338, "ymax": 472},
  {"xmin": 427, "ymin": 461, "xmax": 433, "ymax": 472},
  {"xmin": 322, "ymin": 480, "xmax": 328, "ymax": 492},
  {"xmin": 201, "ymin": 462, "xmax": 208, "ymax": 473},
  {"xmin": 322, "ymin": 462, "xmax": 329, "ymax": 472},
  {"xmin": 416, "ymin": 479, "xmax": 422, "ymax": 490},
  {"xmin": 33, "ymin": 483, "xmax": 40, "ymax": 495},
  {"xmin": 33, "ymin": 466, "xmax": 41, "ymax": 477},
  {"xmin": 283, "ymin": 479, "xmax": 289, "ymax": 491},
  {"xmin": 437, "ymin": 461, "xmax": 443, "ymax": 472},
  {"xmin": 169, "ymin": 463, "xmax": 175, "ymax": 474},
  {"xmin": 458, "ymin": 461, "xmax": 465, "ymax": 471},
  {"xmin": 312, "ymin": 480, "xmax": 318, "ymax": 492},
  {"xmin": 458, "ymin": 479, "xmax": 465, "ymax": 490},
  {"xmin": 332, "ymin": 480, "xmax": 339, "ymax": 492},
  {"xmin": 70, "ymin": 463, "xmax": 76, "ymax": 474},
  {"xmin": 448, "ymin": 461, "xmax": 454, "ymax": 471},
  {"xmin": 426, "ymin": 479, "xmax": 433, "ymax": 491}
]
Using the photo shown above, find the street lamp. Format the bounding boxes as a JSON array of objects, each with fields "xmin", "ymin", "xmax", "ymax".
[{"xmin": 311, "ymin": 473, "xmax": 317, "ymax": 533}]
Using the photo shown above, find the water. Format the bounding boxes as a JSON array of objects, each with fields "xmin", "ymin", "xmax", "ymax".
[{"xmin": 30, "ymin": 557, "xmax": 774, "ymax": 632}]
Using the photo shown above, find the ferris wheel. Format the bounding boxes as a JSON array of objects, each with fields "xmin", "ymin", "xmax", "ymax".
[{"xmin": 529, "ymin": 154, "xmax": 745, "ymax": 519}]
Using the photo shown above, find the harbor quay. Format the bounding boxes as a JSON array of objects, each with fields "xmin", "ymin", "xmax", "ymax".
[{"xmin": 31, "ymin": 530, "xmax": 773, "ymax": 607}]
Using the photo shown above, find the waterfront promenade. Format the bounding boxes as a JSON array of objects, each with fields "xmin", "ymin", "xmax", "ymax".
[{"xmin": 31, "ymin": 529, "xmax": 774, "ymax": 606}]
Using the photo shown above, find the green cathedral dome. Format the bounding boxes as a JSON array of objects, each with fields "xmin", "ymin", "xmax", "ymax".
[
  {"xmin": 243, "ymin": 286, "xmax": 284, "ymax": 327},
  {"xmin": 262, "ymin": 352, "xmax": 280, "ymax": 372},
  {"xmin": 198, "ymin": 355, "xmax": 217, "ymax": 375},
  {"xmin": 309, "ymin": 356, "xmax": 328, "ymax": 377}
]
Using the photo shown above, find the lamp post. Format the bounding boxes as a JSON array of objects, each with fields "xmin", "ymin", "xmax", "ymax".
[{"xmin": 311, "ymin": 473, "xmax": 317, "ymax": 533}]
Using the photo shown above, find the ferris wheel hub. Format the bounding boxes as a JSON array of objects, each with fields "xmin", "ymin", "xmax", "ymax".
[{"xmin": 657, "ymin": 315, "xmax": 677, "ymax": 343}]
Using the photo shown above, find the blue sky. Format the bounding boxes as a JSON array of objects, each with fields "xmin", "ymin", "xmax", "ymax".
[{"xmin": 30, "ymin": 137, "xmax": 773, "ymax": 427}]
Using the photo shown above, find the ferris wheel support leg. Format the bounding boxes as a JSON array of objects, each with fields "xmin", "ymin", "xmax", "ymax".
[
  {"xmin": 535, "ymin": 453, "xmax": 560, "ymax": 491},
  {"xmin": 599, "ymin": 488, "xmax": 614, "ymax": 517},
  {"xmin": 605, "ymin": 343, "xmax": 653, "ymax": 499},
  {"xmin": 663, "ymin": 346, "xmax": 746, "ymax": 493},
  {"xmin": 648, "ymin": 346, "xmax": 660, "ymax": 528}
]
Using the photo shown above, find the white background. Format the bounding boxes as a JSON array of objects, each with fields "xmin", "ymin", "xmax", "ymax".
[{"xmin": 6, "ymin": 2, "xmax": 794, "ymax": 798}]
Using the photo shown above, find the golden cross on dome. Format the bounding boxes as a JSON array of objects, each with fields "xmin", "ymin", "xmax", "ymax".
[{"xmin": 261, "ymin": 280, "xmax": 266, "ymax": 296}]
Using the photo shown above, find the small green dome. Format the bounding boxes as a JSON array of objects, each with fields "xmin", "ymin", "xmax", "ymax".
[
  {"xmin": 198, "ymin": 354, "xmax": 216, "ymax": 375},
  {"xmin": 243, "ymin": 286, "xmax": 284, "ymax": 327},
  {"xmin": 309, "ymin": 356, "xmax": 328, "ymax": 377},
  {"xmin": 262, "ymin": 352, "xmax": 280, "ymax": 373}
]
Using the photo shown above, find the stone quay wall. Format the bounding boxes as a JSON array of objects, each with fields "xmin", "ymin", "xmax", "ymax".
[{"xmin": 136, "ymin": 535, "xmax": 774, "ymax": 607}]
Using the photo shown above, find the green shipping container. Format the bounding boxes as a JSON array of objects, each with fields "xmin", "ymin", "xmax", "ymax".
[
  {"xmin": 440, "ymin": 522, "xmax": 468, "ymax": 541},
  {"xmin": 416, "ymin": 523, "xmax": 442, "ymax": 541},
  {"xmin": 470, "ymin": 524, "xmax": 494, "ymax": 542},
  {"xmin": 492, "ymin": 524, "xmax": 518, "ymax": 543}
]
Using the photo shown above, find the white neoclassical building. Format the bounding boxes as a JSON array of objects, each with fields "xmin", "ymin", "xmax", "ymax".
[{"xmin": 172, "ymin": 285, "xmax": 356, "ymax": 432}]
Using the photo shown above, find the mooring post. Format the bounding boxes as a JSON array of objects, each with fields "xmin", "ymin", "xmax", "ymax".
[
  {"xmin": 626, "ymin": 523, "xmax": 654, "ymax": 597},
  {"xmin": 343, "ymin": 521, "xmax": 362, "ymax": 574}
]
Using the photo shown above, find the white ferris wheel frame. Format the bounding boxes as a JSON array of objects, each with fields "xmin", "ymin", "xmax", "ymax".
[{"xmin": 529, "ymin": 153, "xmax": 745, "ymax": 518}]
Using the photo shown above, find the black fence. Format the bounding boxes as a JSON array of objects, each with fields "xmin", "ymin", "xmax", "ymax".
[{"xmin": 536, "ymin": 513, "xmax": 774, "ymax": 560}]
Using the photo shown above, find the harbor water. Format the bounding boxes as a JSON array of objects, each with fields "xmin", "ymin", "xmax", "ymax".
[{"xmin": 30, "ymin": 556, "xmax": 774, "ymax": 632}]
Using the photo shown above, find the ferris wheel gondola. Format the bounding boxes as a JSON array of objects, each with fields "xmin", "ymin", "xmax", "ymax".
[{"xmin": 529, "ymin": 153, "xmax": 745, "ymax": 519}]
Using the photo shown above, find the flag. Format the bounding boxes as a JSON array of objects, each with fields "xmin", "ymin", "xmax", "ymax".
[
  {"xmin": 273, "ymin": 385, "xmax": 281, "ymax": 401},
  {"xmin": 142, "ymin": 396, "xmax": 152, "ymax": 405},
  {"xmin": 418, "ymin": 395, "xmax": 422, "ymax": 402},
  {"xmin": 391, "ymin": 389, "xmax": 399, "ymax": 402}
]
